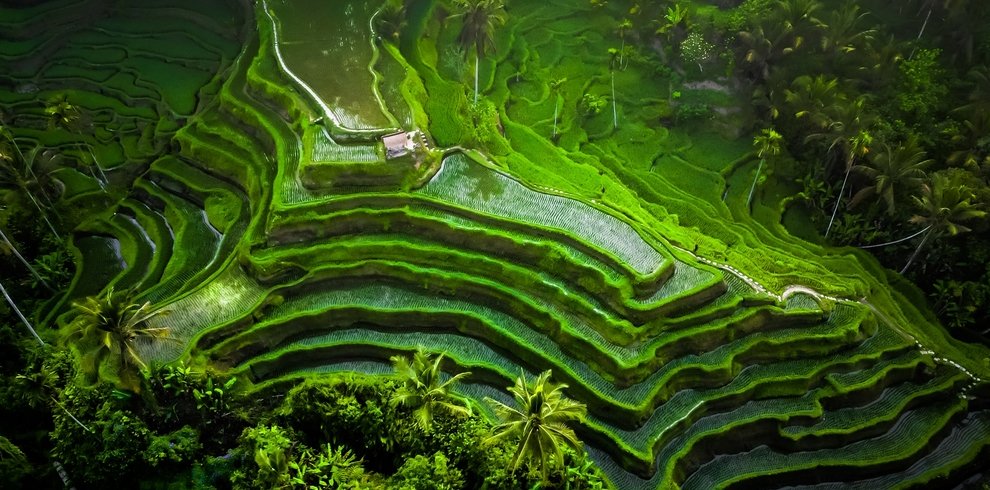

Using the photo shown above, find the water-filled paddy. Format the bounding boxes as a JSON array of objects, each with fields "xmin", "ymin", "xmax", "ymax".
[{"xmin": 268, "ymin": 0, "xmax": 392, "ymax": 129}]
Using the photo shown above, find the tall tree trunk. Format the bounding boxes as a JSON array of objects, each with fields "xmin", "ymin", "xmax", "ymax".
[
  {"xmin": 825, "ymin": 163, "xmax": 853, "ymax": 238},
  {"xmin": 916, "ymin": 7, "xmax": 933, "ymax": 42},
  {"xmin": 611, "ymin": 71, "xmax": 617, "ymax": 129},
  {"xmin": 901, "ymin": 227, "xmax": 935, "ymax": 274},
  {"xmin": 0, "ymin": 227, "xmax": 51, "ymax": 290},
  {"xmin": 746, "ymin": 158, "xmax": 764, "ymax": 209},
  {"xmin": 0, "ymin": 280, "xmax": 45, "ymax": 345},
  {"xmin": 24, "ymin": 189, "xmax": 61, "ymax": 240},
  {"xmin": 51, "ymin": 395, "xmax": 92, "ymax": 432},
  {"xmin": 9, "ymin": 139, "xmax": 58, "ymax": 208},
  {"xmin": 859, "ymin": 225, "xmax": 932, "ymax": 249},
  {"xmin": 474, "ymin": 50, "xmax": 480, "ymax": 105},
  {"xmin": 85, "ymin": 145, "xmax": 109, "ymax": 184}
]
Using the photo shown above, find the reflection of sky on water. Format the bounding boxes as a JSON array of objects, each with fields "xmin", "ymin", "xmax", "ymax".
[{"xmin": 271, "ymin": 0, "xmax": 390, "ymax": 129}]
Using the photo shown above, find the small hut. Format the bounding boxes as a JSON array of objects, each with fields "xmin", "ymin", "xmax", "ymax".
[{"xmin": 382, "ymin": 130, "xmax": 420, "ymax": 160}]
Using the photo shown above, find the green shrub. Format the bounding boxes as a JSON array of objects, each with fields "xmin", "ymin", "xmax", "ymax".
[
  {"xmin": 144, "ymin": 426, "xmax": 203, "ymax": 468},
  {"xmin": 389, "ymin": 452, "xmax": 465, "ymax": 490},
  {"xmin": 288, "ymin": 443, "xmax": 378, "ymax": 489},
  {"xmin": 0, "ymin": 436, "xmax": 30, "ymax": 488},
  {"xmin": 231, "ymin": 424, "xmax": 294, "ymax": 490},
  {"xmin": 276, "ymin": 376, "xmax": 420, "ymax": 467}
]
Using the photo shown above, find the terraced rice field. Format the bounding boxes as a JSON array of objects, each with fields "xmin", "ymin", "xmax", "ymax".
[{"xmin": 5, "ymin": 0, "xmax": 988, "ymax": 488}]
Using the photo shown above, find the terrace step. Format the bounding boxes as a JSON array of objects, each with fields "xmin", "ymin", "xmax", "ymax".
[
  {"xmin": 268, "ymin": 196, "xmax": 688, "ymax": 307},
  {"xmin": 119, "ymin": 199, "xmax": 174, "ymax": 291},
  {"xmin": 252, "ymin": 234, "xmax": 741, "ymax": 339},
  {"xmin": 217, "ymin": 282, "xmax": 872, "ymax": 420},
  {"xmin": 133, "ymin": 180, "xmax": 222, "ymax": 304}
]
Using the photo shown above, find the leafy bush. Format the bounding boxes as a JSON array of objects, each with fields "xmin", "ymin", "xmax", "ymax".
[
  {"xmin": 579, "ymin": 93, "xmax": 608, "ymax": 117},
  {"xmin": 147, "ymin": 364, "xmax": 245, "ymax": 451},
  {"xmin": 231, "ymin": 424, "xmax": 294, "ymax": 490},
  {"xmin": 144, "ymin": 426, "xmax": 203, "ymax": 468},
  {"xmin": 0, "ymin": 435, "xmax": 30, "ymax": 488},
  {"xmin": 276, "ymin": 375, "xmax": 419, "ymax": 468},
  {"xmin": 389, "ymin": 452, "xmax": 465, "ymax": 490},
  {"xmin": 896, "ymin": 49, "xmax": 948, "ymax": 122},
  {"xmin": 288, "ymin": 443, "xmax": 376, "ymax": 489}
]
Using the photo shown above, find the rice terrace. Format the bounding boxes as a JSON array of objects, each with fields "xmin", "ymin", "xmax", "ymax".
[{"xmin": 0, "ymin": 0, "xmax": 989, "ymax": 488}]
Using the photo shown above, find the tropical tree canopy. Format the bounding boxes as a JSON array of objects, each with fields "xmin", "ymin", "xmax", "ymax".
[
  {"xmin": 484, "ymin": 370, "xmax": 587, "ymax": 481},
  {"xmin": 62, "ymin": 288, "xmax": 170, "ymax": 392},
  {"xmin": 453, "ymin": 0, "xmax": 507, "ymax": 58},
  {"xmin": 44, "ymin": 94, "xmax": 82, "ymax": 132},
  {"xmin": 909, "ymin": 170, "xmax": 986, "ymax": 237},
  {"xmin": 389, "ymin": 347, "xmax": 472, "ymax": 430},
  {"xmin": 850, "ymin": 140, "xmax": 932, "ymax": 215}
]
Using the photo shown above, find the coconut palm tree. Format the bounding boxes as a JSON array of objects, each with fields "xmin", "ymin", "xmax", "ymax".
[
  {"xmin": 824, "ymin": 129, "xmax": 872, "ymax": 238},
  {"xmin": 0, "ymin": 146, "xmax": 61, "ymax": 238},
  {"xmin": 617, "ymin": 18, "xmax": 633, "ymax": 67},
  {"xmin": 389, "ymin": 347, "xmax": 472, "ymax": 430},
  {"xmin": 819, "ymin": 1, "xmax": 875, "ymax": 58},
  {"xmin": 485, "ymin": 370, "xmax": 587, "ymax": 481},
  {"xmin": 62, "ymin": 288, "xmax": 170, "ymax": 392},
  {"xmin": 860, "ymin": 33, "xmax": 905, "ymax": 88},
  {"xmin": 452, "ymin": 0, "xmax": 507, "ymax": 105},
  {"xmin": 792, "ymin": 86, "xmax": 874, "ymax": 238},
  {"xmin": 849, "ymin": 139, "xmax": 931, "ymax": 215},
  {"xmin": 14, "ymin": 361, "xmax": 91, "ymax": 432},
  {"xmin": 44, "ymin": 95, "xmax": 106, "ymax": 185},
  {"xmin": 737, "ymin": 19, "xmax": 801, "ymax": 84},
  {"xmin": 608, "ymin": 47, "xmax": 620, "ymax": 129},
  {"xmin": 902, "ymin": 172, "xmax": 986, "ymax": 273},
  {"xmin": 784, "ymin": 75, "xmax": 847, "ymax": 133},
  {"xmin": 375, "ymin": 0, "xmax": 406, "ymax": 41},
  {"xmin": 947, "ymin": 112, "xmax": 990, "ymax": 171},
  {"xmin": 747, "ymin": 128, "xmax": 783, "ymax": 208}
]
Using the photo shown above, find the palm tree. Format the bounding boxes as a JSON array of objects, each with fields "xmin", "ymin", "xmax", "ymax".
[
  {"xmin": 849, "ymin": 140, "xmax": 931, "ymax": 215},
  {"xmin": 549, "ymin": 77, "xmax": 567, "ymax": 139},
  {"xmin": 44, "ymin": 95, "xmax": 106, "ymax": 184},
  {"xmin": 389, "ymin": 348, "xmax": 472, "ymax": 430},
  {"xmin": 375, "ymin": 0, "xmax": 406, "ymax": 41},
  {"xmin": 954, "ymin": 66, "xmax": 990, "ymax": 119},
  {"xmin": 14, "ymin": 361, "xmax": 91, "ymax": 432},
  {"xmin": 737, "ymin": 20, "xmax": 800, "ymax": 84},
  {"xmin": 485, "ymin": 370, "xmax": 587, "ymax": 481},
  {"xmin": 608, "ymin": 47, "xmax": 620, "ymax": 129},
  {"xmin": 617, "ymin": 18, "xmax": 633, "ymax": 67},
  {"xmin": 62, "ymin": 288, "xmax": 170, "ymax": 392},
  {"xmin": 824, "ymin": 129, "xmax": 872, "ymax": 238},
  {"xmin": 452, "ymin": 0, "xmax": 507, "ymax": 105},
  {"xmin": 784, "ymin": 75, "xmax": 846, "ymax": 132},
  {"xmin": 747, "ymin": 128, "xmax": 783, "ymax": 208},
  {"xmin": 947, "ymin": 111, "xmax": 990, "ymax": 171},
  {"xmin": 655, "ymin": 3, "xmax": 688, "ymax": 45},
  {"xmin": 819, "ymin": 1, "xmax": 875, "ymax": 58},
  {"xmin": 0, "ymin": 280, "xmax": 44, "ymax": 345},
  {"xmin": 791, "ymin": 85, "xmax": 874, "ymax": 238},
  {"xmin": 0, "ymin": 146, "xmax": 61, "ymax": 238},
  {"xmin": 902, "ymin": 172, "xmax": 986, "ymax": 273},
  {"xmin": 861, "ymin": 33, "xmax": 905, "ymax": 88}
]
